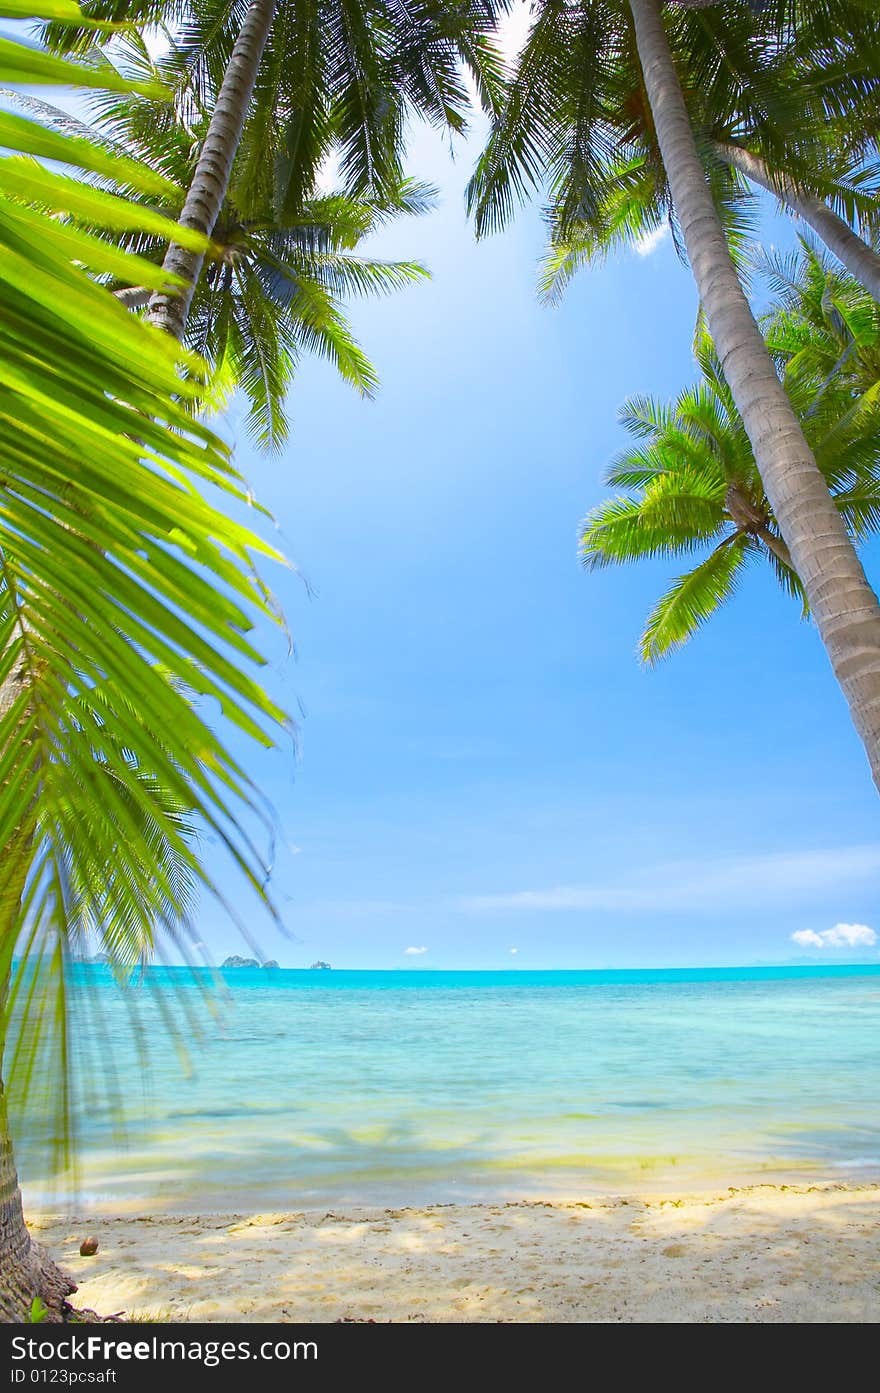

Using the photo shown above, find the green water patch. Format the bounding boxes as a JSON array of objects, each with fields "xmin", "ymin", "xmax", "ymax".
[{"xmin": 485, "ymin": 1151, "xmax": 685, "ymax": 1173}]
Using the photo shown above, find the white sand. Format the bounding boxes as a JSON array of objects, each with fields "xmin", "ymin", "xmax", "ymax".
[{"xmin": 30, "ymin": 1183, "xmax": 880, "ymax": 1323}]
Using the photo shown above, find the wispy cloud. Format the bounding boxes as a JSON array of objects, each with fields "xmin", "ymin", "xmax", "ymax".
[
  {"xmin": 404, "ymin": 945, "xmax": 428, "ymax": 956},
  {"xmin": 457, "ymin": 845, "xmax": 880, "ymax": 915},
  {"xmin": 634, "ymin": 225, "xmax": 670, "ymax": 258},
  {"xmin": 791, "ymin": 923, "xmax": 877, "ymax": 950}
]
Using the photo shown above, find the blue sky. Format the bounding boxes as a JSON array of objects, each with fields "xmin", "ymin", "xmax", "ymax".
[{"xmin": 201, "ymin": 110, "xmax": 880, "ymax": 970}]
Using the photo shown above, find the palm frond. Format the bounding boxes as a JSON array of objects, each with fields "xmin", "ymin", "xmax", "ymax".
[
  {"xmin": 0, "ymin": 13, "xmax": 288, "ymax": 1153},
  {"xmin": 580, "ymin": 484, "xmax": 723, "ymax": 571},
  {"xmin": 640, "ymin": 533, "xmax": 752, "ymax": 664}
]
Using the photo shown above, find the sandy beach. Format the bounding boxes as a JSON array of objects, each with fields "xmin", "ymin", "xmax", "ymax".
[{"xmin": 30, "ymin": 1182, "xmax": 880, "ymax": 1323}]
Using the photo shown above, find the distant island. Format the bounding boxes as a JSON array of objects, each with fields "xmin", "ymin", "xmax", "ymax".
[
  {"xmin": 310, "ymin": 961, "xmax": 332, "ymax": 970},
  {"xmin": 221, "ymin": 956, "xmax": 280, "ymax": 969},
  {"xmin": 73, "ymin": 952, "xmax": 111, "ymax": 965}
]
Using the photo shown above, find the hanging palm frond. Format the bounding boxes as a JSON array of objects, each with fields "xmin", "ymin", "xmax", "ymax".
[{"xmin": 0, "ymin": 4, "xmax": 289, "ymax": 1156}]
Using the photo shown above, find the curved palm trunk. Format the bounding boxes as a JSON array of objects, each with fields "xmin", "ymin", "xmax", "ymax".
[
  {"xmin": 629, "ymin": 0, "xmax": 880, "ymax": 791},
  {"xmin": 0, "ymin": 1041, "xmax": 76, "ymax": 1322},
  {"xmin": 147, "ymin": 0, "xmax": 277, "ymax": 340},
  {"xmin": 715, "ymin": 140, "xmax": 880, "ymax": 303},
  {"xmin": 0, "ymin": 657, "xmax": 35, "ymax": 1321},
  {"xmin": 0, "ymin": 650, "xmax": 74, "ymax": 1320},
  {"xmin": 0, "ymin": 878, "xmax": 75, "ymax": 1318},
  {"xmin": 0, "ymin": 831, "xmax": 34, "ymax": 1323},
  {"xmin": 0, "ymin": 1090, "xmax": 34, "ymax": 1322}
]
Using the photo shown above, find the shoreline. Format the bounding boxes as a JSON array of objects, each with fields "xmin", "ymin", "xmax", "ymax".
[{"xmin": 30, "ymin": 1181, "xmax": 880, "ymax": 1323}]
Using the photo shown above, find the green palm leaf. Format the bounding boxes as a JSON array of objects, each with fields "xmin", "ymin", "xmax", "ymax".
[
  {"xmin": 640, "ymin": 534, "xmax": 752, "ymax": 664},
  {"xmin": 580, "ymin": 485, "xmax": 723, "ymax": 570},
  {"xmin": 0, "ymin": 14, "xmax": 288, "ymax": 1158},
  {"xmin": 582, "ymin": 235, "xmax": 880, "ymax": 666}
]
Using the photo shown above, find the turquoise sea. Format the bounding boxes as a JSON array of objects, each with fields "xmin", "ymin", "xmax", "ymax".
[{"xmin": 22, "ymin": 965, "xmax": 880, "ymax": 1213}]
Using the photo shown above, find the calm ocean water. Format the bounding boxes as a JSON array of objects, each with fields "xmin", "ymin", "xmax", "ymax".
[{"xmin": 21, "ymin": 965, "xmax": 880, "ymax": 1212}]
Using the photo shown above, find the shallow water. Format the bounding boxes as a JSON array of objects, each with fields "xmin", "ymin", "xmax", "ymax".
[{"xmin": 21, "ymin": 966, "xmax": 880, "ymax": 1212}]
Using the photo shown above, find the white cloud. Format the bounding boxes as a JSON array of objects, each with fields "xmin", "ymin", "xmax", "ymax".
[
  {"xmin": 458, "ymin": 845, "xmax": 880, "ymax": 916},
  {"xmin": 791, "ymin": 923, "xmax": 877, "ymax": 950},
  {"xmin": 826, "ymin": 923, "xmax": 876, "ymax": 946},
  {"xmin": 634, "ymin": 225, "xmax": 670, "ymax": 258},
  {"xmin": 404, "ymin": 945, "xmax": 428, "ymax": 956},
  {"xmin": 791, "ymin": 930, "xmax": 825, "ymax": 948}
]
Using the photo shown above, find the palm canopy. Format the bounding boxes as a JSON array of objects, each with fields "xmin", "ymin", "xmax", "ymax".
[
  {"xmin": 467, "ymin": 0, "xmax": 879, "ymax": 296},
  {"xmin": 762, "ymin": 236, "xmax": 880, "ymax": 405},
  {"xmin": 51, "ymin": 0, "xmax": 508, "ymax": 204},
  {"xmin": 185, "ymin": 177, "xmax": 431, "ymax": 447},
  {"xmin": 20, "ymin": 34, "xmax": 436, "ymax": 447},
  {"xmin": 0, "ymin": 7, "xmax": 288, "ymax": 1142},
  {"xmin": 581, "ymin": 323, "xmax": 880, "ymax": 663}
]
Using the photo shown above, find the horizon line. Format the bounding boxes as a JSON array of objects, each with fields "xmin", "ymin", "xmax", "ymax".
[{"xmin": 68, "ymin": 960, "xmax": 880, "ymax": 973}]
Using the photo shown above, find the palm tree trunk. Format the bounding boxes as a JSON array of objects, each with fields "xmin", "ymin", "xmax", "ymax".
[
  {"xmin": 0, "ymin": 924, "xmax": 75, "ymax": 1318},
  {"xmin": 0, "ymin": 653, "xmax": 75, "ymax": 1320},
  {"xmin": 0, "ymin": 1073, "xmax": 39, "ymax": 1322},
  {"xmin": 0, "ymin": 1030, "xmax": 76, "ymax": 1322},
  {"xmin": 629, "ymin": 0, "xmax": 880, "ymax": 791},
  {"xmin": 146, "ymin": 0, "xmax": 277, "ymax": 340},
  {"xmin": 0, "ymin": 805, "xmax": 35, "ymax": 1323},
  {"xmin": 715, "ymin": 140, "xmax": 880, "ymax": 302}
]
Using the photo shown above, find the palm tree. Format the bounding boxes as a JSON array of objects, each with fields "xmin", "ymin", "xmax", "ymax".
[
  {"xmin": 581, "ymin": 329, "xmax": 880, "ymax": 661},
  {"xmin": 470, "ymin": 0, "xmax": 880, "ymax": 790},
  {"xmin": 702, "ymin": 3, "xmax": 880, "ymax": 298},
  {"xmin": 149, "ymin": 0, "xmax": 277, "ymax": 336},
  {"xmin": 713, "ymin": 142, "xmax": 880, "ymax": 303},
  {"xmin": 531, "ymin": 3, "xmax": 880, "ymax": 301},
  {"xmin": 761, "ymin": 237, "xmax": 880, "ymax": 403},
  {"xmin": 15, "ymin": 57, "xmax": 434, "ymax": 447},
  {"xmin": 182, "ymin": 179, "xmax": 430, "ymax": 446},
  {"xmin": 54, "ymin": 0, "xmax": 506, "ymax": 341},
  {"xmin": 0, "ymin": 6, "xmax": 288, "ymax": 1318}
]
